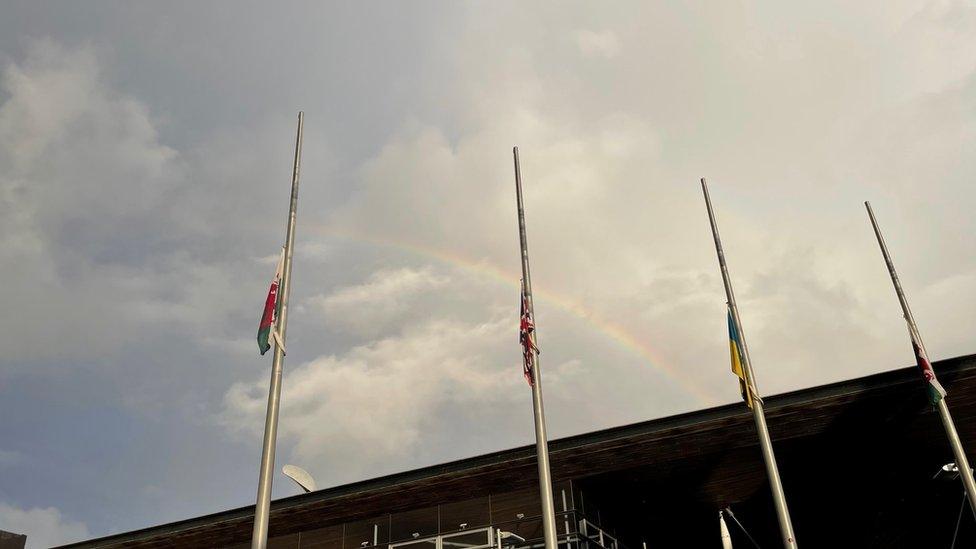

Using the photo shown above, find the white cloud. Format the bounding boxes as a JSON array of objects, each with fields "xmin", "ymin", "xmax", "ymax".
[
  {"xmin": 576, "ymin": 30, "xmax": 621, "ymax": 58},
  {"xmin": 0, "ymin": 40, "xmax": 186, "ymax": 364},
  {"xmin": 323, "ymin": 1, "xmax": 976, "ymax": 402},
  {"xmin": 4, "ymin": 2, "xmax": 976, "ymax": 539},
  {"xmin": 220, "ymin": 315, "xmax": 516, "ymax": 482},
  {"xmin": 307, "ymin": 267, "xmax": 449, "ymax": 336},
  {"xmin": 0, "ymin": 502, "xmax": 89, "ymax": 548}
]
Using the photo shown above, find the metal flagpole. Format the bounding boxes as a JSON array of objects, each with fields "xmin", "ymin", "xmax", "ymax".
[
  {"xmin": 251, "ymin": 111, "xmax": 304, "ymax": 549},
  {"xmin": 701, "ymin": 178, "xmax": 798, "ymax": 548},
  {"xmin": 864, "ymin": 201, "xmax": 976, "ymax": 513},
  {"xmin": 719, "ymin": 510, "xmax": 734, "ymax": 549},
  {"xmin": 513, "ymin": 146, "xmax": 559, "ymax": 549}
]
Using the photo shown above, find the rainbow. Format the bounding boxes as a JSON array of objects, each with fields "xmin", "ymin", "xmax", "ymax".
[{"xmin": 307, "ymin": 225, "xmax": 715, "ymax": 405}]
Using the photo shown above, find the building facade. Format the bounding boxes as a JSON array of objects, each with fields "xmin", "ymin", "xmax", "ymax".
[{"xmin": 61, "ymin": 355, "xmax": 976, "ymax": 548}]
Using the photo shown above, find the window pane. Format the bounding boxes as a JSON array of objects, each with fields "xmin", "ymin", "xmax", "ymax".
[
  {"xmin": 345, "ymin": 516, "xmax": 389, "ymax": 548},
  {"xmin": 556, "ymin": 511, "xmax": 578, "ymax": 535},
  {"xmin": 440, "ymin": 497, "xmax": 489, "ymax": 532},
  {"xmin": 391, "ymin": 538, "xmax": 438, "ymax": 549},
  {"xmin": 390, "ymin": 506, "xmax": 438, "ymax": 542},
  {"xmin": 491, "ymin": 489, "xmax": 541, "ymax": 524},
  {"xmin": 513, "ymin": 517, "xmax": 543, "ymax": 543},
  {"xmin": 554, "ymin": 481, "xmax": 573, "ymax": 511},
  {"xmin": 269, "ymin": 534, "xmax": 300, "ymax": 549},
  {"xmin": 301, "ymin": 525, "xmax": 343, "ymax": 549},
  {"xmin": 441, "ymin": 529, "xmax": 491, "ymax": 549}
]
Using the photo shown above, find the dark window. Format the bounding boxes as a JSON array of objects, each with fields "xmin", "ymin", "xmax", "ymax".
[
  {"xmin": 391, "ymin": 539, "xmax": 438, "ymax": 549},
  {"xmin": 441, "ymin": 529, "xmax": 493, "ymax": 549},
  {"xmin": 301, "ymin": 525, "xmax": 343, "ymax": 549},
  {"xmin": 491, "ymin": 488, "xmax": 542, "ymax": 524},
  {"xmin": 390, "ymin": 505, "xmax": 438, "ymax": 542},
  {"xmin": 554, "ymin": 481, "xmax": 573, "ymax": 511},
  {"xmin": 345, "ymin": 516, "xmax": 389, "ymax": 548},
  {"xmin": 507, "ymin": 517, "xmax": 544, "ymax": 544},
  {"xmin": 440, "ymin": 496, "xmax": 490, "ymax": 532},
  {"xmin": 269, "ymin": 534, "xmax": 300, "ymax": 549}
]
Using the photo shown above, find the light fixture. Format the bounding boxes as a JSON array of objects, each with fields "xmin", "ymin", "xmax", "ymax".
[
  {"xmin": 516, "ymin": 513, "xmax": 525, "ymax": 520},
  {"xmin": 459, "ymin": 523, "xmax": 468, "ymax": 529},
  {"xmin": 933, "ymin": 462, "xmax": 970, "ymax": 481},
  {"xmin": 412, "ymin": 533, "xmax": 420, "ymax": 539},
  {"xmin": 281, "ymin": 464, "xmax": 317, "ymax": 493}
]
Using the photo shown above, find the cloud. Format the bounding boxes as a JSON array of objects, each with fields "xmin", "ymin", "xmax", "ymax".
[
  {"xmin": 4, "ymin": 2, "xmax": 976, "ymax": 541},
  {"xmin": 576, "ymin": 30, "xmax": 621, "ymax": 58},
  {"xmin": 0, "ymin": 502, "xmax": 89, "ymax": 548},
  {"xmin": 306, "ymin": 267, "xmax": 449, "ymax": 337},
  {"xmin": 0, "ymin": 40, "xmax": 186, "ymax": 364},
  {"xmin": 220, "ymin": 314, "xmax": 516, "ymax": 482}
]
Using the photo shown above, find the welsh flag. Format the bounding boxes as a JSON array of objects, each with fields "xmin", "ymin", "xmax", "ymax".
[
  {"xmin": 257, "ymin": 248, "xmax": 285, "ymax": 355},
  {"xmin": 519, "ymin": 279, "xmax": 538, "ymax": 386},
  {"xmin": 909, "ymin": 324, "xmax": 947, "ymax": 405}
]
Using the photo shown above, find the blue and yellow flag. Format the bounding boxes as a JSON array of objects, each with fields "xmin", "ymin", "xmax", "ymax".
[{"xmin": 727, "ymin": 309, "xmax": 753, "ymax": 407}]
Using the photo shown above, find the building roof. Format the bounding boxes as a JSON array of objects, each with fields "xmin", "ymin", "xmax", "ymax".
[{"xmin": 61, "ymin": 353, "xmax": 976, "ymax": 548}]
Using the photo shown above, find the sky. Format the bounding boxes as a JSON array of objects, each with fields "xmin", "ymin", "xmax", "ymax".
[{"xmin": 0, "ymin": 1, "xmax": 974, "ymax": 546}]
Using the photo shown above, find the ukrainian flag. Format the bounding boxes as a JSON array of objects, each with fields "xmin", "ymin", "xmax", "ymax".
[{"xmin": 727, "ymin": 309, "xmax": 753, "ymax": 407}]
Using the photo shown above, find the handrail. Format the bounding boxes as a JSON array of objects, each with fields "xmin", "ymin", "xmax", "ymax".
[{"xmin": 348, "ymin": 510, "xmax": 625, "ymax": 549}]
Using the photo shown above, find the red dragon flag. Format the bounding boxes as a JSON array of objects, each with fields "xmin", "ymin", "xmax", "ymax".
[
  {"xmin": 519, "ymin": 280, "xmax": 538, "ymax": 386},
  {"xmin": 257, "ymin": 248, "xmax": 285, "ymax": 355},
  {"xmin": 909, "ymin": 324, "xmax": 947, "ymax": 405}
]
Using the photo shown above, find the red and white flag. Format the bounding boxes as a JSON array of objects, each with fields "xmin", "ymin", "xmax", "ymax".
[
  {"xmin": 257, "ymin": 248, "xmax": 285, "ymax": 355},
  {"xmin": 909, "ymin": 324, "xmax": 946, "ymax": 405},
  {"xmin": 519, "ymin": 280, "xmax": 538, "ymax": 386}
]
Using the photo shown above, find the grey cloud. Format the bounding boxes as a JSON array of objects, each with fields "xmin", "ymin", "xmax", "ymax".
[
  {"xmin": 306, "ymin": 266, "xmax": 450, "ymax": 338},
  {"xmin": 0, "ymin": 501, "xmax": 89, "ymax": 548},
  {"xmin": 1, "ymin": 1, "xmax": 975, "ymax": 542}
]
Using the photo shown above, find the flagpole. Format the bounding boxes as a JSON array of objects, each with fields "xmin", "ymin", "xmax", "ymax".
[
  {"xmin": 864, "ymin": 201, "xmax": 976, "ymax": 513},
  {"xmin": 251, "ymin": 111, "xmax": 304, "ymax": 549},
  {"xmin": 701, "ymin": 178, "xmax": 798, "ymax": 548},
  {"xmin": 719, "ymin": 510, "xmax": 733, "ymax": 549},
  {"xmin": 513, "ymin": 146, "xmax": 559, "ymax": 549}
]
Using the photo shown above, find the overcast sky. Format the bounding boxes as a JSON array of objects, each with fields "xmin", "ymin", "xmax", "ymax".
[{"xmin": 1, "ymin": 1, "xmax": 974, "ymax": 545}]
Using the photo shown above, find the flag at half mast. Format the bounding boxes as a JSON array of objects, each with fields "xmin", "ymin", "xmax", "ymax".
[
  {"xmin": 519, "ymin": 279, "xmax": 538, "ymax": 386},
  {"xmin": 727, "ymin": 308, "xmax": 753, "ymax": 408},
  {"xmin": 257, "ymin": 248, "xmax": 285, "ymax": 355},
  {"xmin": 908, "ymin": 323, "xmax": 947, "ymax": 405}
]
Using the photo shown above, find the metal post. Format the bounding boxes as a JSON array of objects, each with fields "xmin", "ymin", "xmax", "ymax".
[
  {"xmin": 701, "ymin": 179, "xmax": 798, "ymax": 548},
  {"xmin": 513, "ymin": 146, "xmax": 559, "ymax": 549},
  {"xmin": 719, "ymin": 510, "xmax": 733, "ymax": 549},
  {"xmin": 865, "ymin": 201, "xmax": 976, "ymax": 513},
  {"xmin": 251, "ymin": 111, "xmax": 304, "ymax": 549}
]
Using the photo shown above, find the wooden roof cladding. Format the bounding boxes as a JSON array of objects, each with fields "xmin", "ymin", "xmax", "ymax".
[{"xmin": 61, "ymin": 354, "xmax": 976, "ymax": 548}]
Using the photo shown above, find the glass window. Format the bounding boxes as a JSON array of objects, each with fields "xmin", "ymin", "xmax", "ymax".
[
  {"xmin": 556, "ymin": 510, "xmax": 578, "ymax": 535},
  {"xmin": 345, "ymin": 516, "xmax": 389, "ymax": 548},
  {"xmin": 440, "ymin": 497, "xmax": 489, "ymax": 532},
  {"xmin": 441, "ymin": 529, "xmax": 493, "ymax": 549},
  {"xmin": 554, "ymin": 481, "xmax": 573, "ymax": 511},
  {"xmin": 390, "ymin": 538, "xmax": 438, "ymax": 549},
  {"xmin": 390, "ymin": 505, "xmax": 438, "ymax": 542},
  {"xmin": 301, "ymin": 525, "xmax": 343, "ymax": 549},
  {"xmin": 499, "ymin": 517, "xmax": 543, "ymax": 546},
  {"xmin": 490, "ymin": 489, "xmax": 542, "ymax": 524},
  {"xmin": 269, "ymin": 534, "xmax": 300, "ymax": 549}
]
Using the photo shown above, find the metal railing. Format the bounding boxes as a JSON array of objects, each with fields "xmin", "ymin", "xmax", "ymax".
[{"xmin": 330, "ymin": 510, "xmax": 624, "ymax": 549}]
